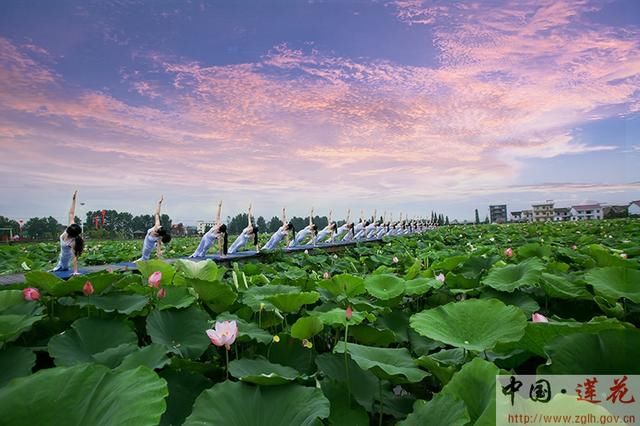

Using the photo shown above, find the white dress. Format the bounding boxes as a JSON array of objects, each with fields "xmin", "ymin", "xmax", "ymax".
[
  {"xmin": 263, "ymin": 226, "xmax": 289, "ymax": 250},
  {"xmin": 228, "ymin": 227, "xmax": 253, "ymax": 254}
]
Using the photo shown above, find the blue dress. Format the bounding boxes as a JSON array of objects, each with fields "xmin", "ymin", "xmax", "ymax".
[
  {"xmin": 53, "ymin": 232, "xmax": 74, "ymax": 271},
  {"xmin": 263, "ymin": 227, "xmax": 288, "ymax": 250},
  {"xmin": 139, "ymin": 228, "xmax": 159, "ymax": 260},
  {"xmin": 228, "ymin": 228, "xmax": 252, "ymax": 254},
  {"xmin": 190, "ymin": 230, "xmax": 220, "ymax": 257}
]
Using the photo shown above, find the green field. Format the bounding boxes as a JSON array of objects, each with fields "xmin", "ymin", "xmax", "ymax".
[{"xmin": 0, "ymin": 219, "xmax": 638, "ymax": 424}]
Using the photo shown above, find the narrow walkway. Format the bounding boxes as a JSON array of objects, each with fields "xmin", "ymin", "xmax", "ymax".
[{"xmin": 0, "ymin": 238, "xmax": 382, "ymax": 285}]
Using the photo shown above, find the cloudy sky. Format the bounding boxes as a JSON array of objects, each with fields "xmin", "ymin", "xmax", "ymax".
[{"xmin": 1, "ymin": 0, "xmax": 639, "ymax": 224}]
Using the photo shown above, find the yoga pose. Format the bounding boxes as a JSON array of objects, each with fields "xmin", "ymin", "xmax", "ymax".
[
  {"xmin": 351, "ymin": 211, "xmax": 370, "ymax": 241},
  {"xmin": 334, "ymin": 209, "xmax": 354, "ymax": 241},
  {"xmin": 263, "ymin": 208, "xmax": 295, "ymax": 250},
  {"xmin": 137, "ymin": 196, "xmax": 171, "ymax": 261},
  {"xmin": 53, "ymin": 190, "xmax": 84, "ymax": 274},
  {"xmin": 228, "ymin": 204, "xmax": 260, "ymax": 254},
  {"xmin": 289, "ymin": 208, "xmax": 318, "ymax": 247},
  {"xmin": 363, "ymin": 209, "xmax": 378, "ymax": 239},
  {"xmin": 311, "ymin": 210, "xmax": 338, "ymax": 244},
  {"xmin": 190, "ymin": 201, "xmax": 228, "ymax": 257}
]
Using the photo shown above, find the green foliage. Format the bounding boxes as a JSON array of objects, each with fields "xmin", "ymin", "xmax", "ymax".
[{"xmin": 0, "ymin": 219, "xmax": 639, "ymax": 424}]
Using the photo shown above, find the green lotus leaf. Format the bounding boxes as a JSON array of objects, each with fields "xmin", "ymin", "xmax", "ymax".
[
  {"xmin": 115, "ymin": 343, "xmax": 170, "ymax": 371},
  {"xmin": 517, "ymin": 243, "xmax": 551, "ymax": 259},
  {"xmin": 539, "ymin": 273, "xmax": 592, "ymax": 300},
  {"xmin": 0, "ymin": 346, "xmax": 35, "ymax": 387},
  {"xmin": 229, "ymin": 357, "xmax": 301, "ymax": 385},
  {"xmin": 333, "ymin": 341, "xmax": 429, "ymax": 383},
  {"xmin": 539, "ymin": 329, "xmax": 640, "ymax": 374},
  {"xmin": 318, "ymin": 274, "xmax": 365, "ymax": 298},
  {"xmin": 582, "ymin": 244, "xmax": 629, "ymax": 268},
  {"xmin": 479, "ymin": 289, "xmax": 540, "ymax": 317},
  {"xmin": 174, "ymin": 259, "xmax": 225, "ymax": 282},
  {"xmin": 184, "ymin": 381, "xmax": 330, "ymax": 426},
  {"xmin": 185, "ymin": 278, "xmax": 237, "ymax": 312},
  {"xmin": 404, "ymin": 277, "xmax": 442, "ymax": 296},
  {"xmin": 266, "ymin": 291, "xmax": 320, "ymax": 313},
  {"xmin": 159, "ymin": 369, "xmax": 212, "ymax": 426},
  {"xmin": 0, "ymin": 364, "xmax": 168, "ymax": 426},
  {"xmin": 349, "ymin": 325, "xmax": 396, "ymax": 346},
  {"xmin": 584, "ymin": 267, "xmax": 640, "ymax": 303},
  {"xmin": 48, "ymin": 317, "xmax": 138, "ymax": 367},
  {"xmin": 497, "ymin": 316, "xmax": 628, "ymax": 357},
  {"xmin": 410, "ymin": 299, "xmax": 527, "ymax": 352},
  {"xmin": 364, "ymin": 274, "xmax": 405, "ymax": 300},
  {"xmin": 24, "ymin": 271, "xmax": 80, "ymax": 297},
  {"xmin": 441, "ymin": 358, "xmax": 500, "ymax": 426},
  {"xmin": 65, "ymin": 271, "xmax": 121, "ymax": 295},
  {"xmin": 0, "ymin": 314, "xmax": 44, "ymax": 346},
  {"xmin": 0, "ymin": 290, "xmax": 35, "ymax": 312},
  {"xmin": 315, "ymin": 352, "xmax": 379, "ymax": 410},
  {"xmin": 431, "ymin": 255, "xmax": 468, "ymax": 272},
  {"xmin": 156, "ymin": 286, "xmax": 197, "ymax": 310},
  {"xmin": 320, "ymin": 379, "xmax": 370, "ymax": 426},
  {"xmin": 68, "ymin": 293, "xmax": 149, "ymax": 314},
  {"xmin": 313, "ymin": 307, "xmax": 373, "ymax": 327},
  {"xmin": 242, "ymin": 285, "xmax": 300, "ymax": 312},
  {"xmin": 483, "ymin": 258, "xmax": 544, "ymax": 292},
  {"xmin": 136, "ymin": 260, "xmax": 176, "ymax": 286},
  {"xmin": 398, "ymin": 393, "xmax": 470, "ymax": 426},
  {"xmin": 146, "ymin": 306, "xmax": 210, "ymax": 359},
  {"xmin": 291, "ymin": 316, "xmax": 324, "ymax": 340}
]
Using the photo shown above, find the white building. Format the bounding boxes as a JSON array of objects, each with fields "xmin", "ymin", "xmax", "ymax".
[
  {"xmin": 553, "ymin": 208, "xmax": 571, "ymax": 221},
  {"xmin": 630, "ymin": 200, "xmax": 640, "ymax": 217},
  {"xmin": 196, "ymin": 220, "xmax": 215, "ymax": 234},
  {"xmin": 570, "ymin": 204, "xmax": 603, "ymax": 221},
  {"xmin": 532, "ymin": 201, "xmax": 554, "ymax": 222}
]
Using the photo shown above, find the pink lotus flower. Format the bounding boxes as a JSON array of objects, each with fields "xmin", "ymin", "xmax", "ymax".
[
  {"xmin": 206, "ymin": 320, "xmax": 238, "ymax": 350},
  {"xmin": 148, "ymin": 271, "xmax": 162, "ymax": 288},
  {"xmin": 435, "ymin": 273, "xmax": 445, "ymax": 283},
  {"xmin": 532, "ymin": 313, "xmax": 549, "ymax": 323},
  {"xmin": 323, "ymin": 271, "xmax": 330, "ymax": 280},
  {"xmin": 346, "ymin": 306, "xmax": 353, "ymax": 320},
  {"xmin": 157, "ymin": 288, "xmax": 166, "ymax": 299},
  {"xmin": 82, "ymin": 281, "xmax": 94, "ymax": 296},
  {"xmin": 23, "ymin": 287, "xmax": 40, "ymax": 301},
  {"xmin": 392, "ymin": 256, "xmax": 399, "ymax": 263},
  {"xmin": 504, "ymin": 247, "xmax": 513, "ymax": 257}
]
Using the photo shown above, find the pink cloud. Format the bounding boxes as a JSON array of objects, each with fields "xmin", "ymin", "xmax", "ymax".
[{"xmin": 1, "ymin": 0, "xmax": 639, "ymax": 221}]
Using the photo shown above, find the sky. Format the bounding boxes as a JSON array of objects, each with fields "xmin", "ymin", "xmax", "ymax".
[{"xmin": 0, "ymin": 0, "xmax": 639, "ymax": 225}]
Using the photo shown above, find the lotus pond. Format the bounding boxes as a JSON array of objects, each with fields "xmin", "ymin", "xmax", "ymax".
[{"xmin": 0, "ymin": 219, "xmax": 639, "ymax": 425}]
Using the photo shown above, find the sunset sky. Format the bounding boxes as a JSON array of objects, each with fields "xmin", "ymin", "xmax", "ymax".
[{"xmin": 1, "ymin": 0, "xmax": 639, "ymax": 224}]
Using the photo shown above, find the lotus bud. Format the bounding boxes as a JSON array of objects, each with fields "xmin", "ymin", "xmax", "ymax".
[
  {"xmin": 620, "ymin": 253, "xmax": 628, "ymax": 259},
  {"xmin": 148, "ymin": 271, "xmax": 162, "ymax": 288},
  {"xmin": 435, "ymin": 273, "xmax": 445, "ymax": 283},
  {"xmin": 504, "ymin": 247, "xmax": 513, "ymax": 257},
  {"xmin": 532, "ymin": 313, "xmax": 549, "ymax": 323},
  {"xmin": 323, "ymin": 271, "xmax": 330, "ymax": 280},
  {"xmin": 22, "ymin": 287, "xmax": 40, "ymax": 301},
  {"xmin": 157, "ymin": 288, "xmax": 166, "ymax": 299},
  {"xmin": 82, "ymin": 281, "xmax": 94, "ymax": 296},
  {"xmin": 346, "ymin": 306, "xmax": 353, "ymax": 320},
  {"xmin": 392, "ymin": 256, "xmax": 399, "ymax": 263}
]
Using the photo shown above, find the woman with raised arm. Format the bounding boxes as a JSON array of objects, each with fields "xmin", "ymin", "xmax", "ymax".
[
  {"xmin": 190, "ymin": 201, "xmax": 228, "ymax": 258},
  {"xmin": 288, "ymin": 207, "xmax": 318, "ymax": 247},
  {"xmin": 263, "ymin": 208, "xmax": 296, "ymax": 250},
  {"xmin": 334, "ymin": 209, "xmax": 355, "ymax": 241},
  {"xmin": 228, "ymin": 204, "xmax": 260, "ymax": 254},
  {"xmin": 137, "ymin": 196, "xmax": 171, "ymax": 261},
  {"xmin": 53, "ymin": 190, "xmax": 85, "ymax": 274},
  {"xmin": 311, "ymin": 210, "xmax": 338, "ymax": 244}
]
